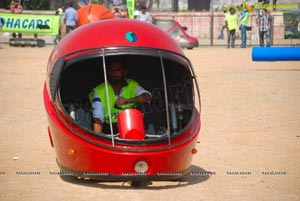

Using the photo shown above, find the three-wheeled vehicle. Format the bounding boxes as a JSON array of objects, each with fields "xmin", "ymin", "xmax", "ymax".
[{"xmin": 44, "ymin": 19, "xmax": 201, "ymax": 184}]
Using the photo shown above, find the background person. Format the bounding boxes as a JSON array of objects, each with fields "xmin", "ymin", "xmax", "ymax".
[
  {"xmin": 63, "ymin": 2, "xmax": 78, "ymax": 34},
  {"xmin": 225, "ymin": 7, "xmax": 238, "ymax": 48},
  {"xmin": 112, "ymin": 5, "xmax": 122, "ymax": 18},
  {"xmin": 256, "ymin": 2, "xmax": 272, "ymax": 47},
  {"xmin": 10, "ymin": 0, "xmax": 22, "ymax": 38},
  {"xmin": 10, "ymin": 0, "xmax": 22, "ymax": 13},
  {"xmin": 218, "ymin": 9, "xmax": 229, "ymax": 39},
  {"xmin": 136, "ymin": 5, "xmax": 151, "ymax": 23},
  {"xmin": 53, "ymin": 7, "xmax": 64, "ymax": 44},
  {"xmin": 133, "ymin": 10, "xmax": 140, "ymax": 19},
  {"xmin": 240, "ymin": 3, "xmax": 250, "ymax": 48}
]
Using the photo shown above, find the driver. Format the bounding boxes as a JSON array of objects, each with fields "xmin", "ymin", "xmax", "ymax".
[{"xmin": 89, "ymin": 59, "xmax": 151, "ymax": 134}]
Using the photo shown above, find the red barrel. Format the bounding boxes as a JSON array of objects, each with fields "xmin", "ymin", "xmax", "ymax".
[{"xmin": 117, "ymin": 109, "xmax": 145, "ymax": 140}]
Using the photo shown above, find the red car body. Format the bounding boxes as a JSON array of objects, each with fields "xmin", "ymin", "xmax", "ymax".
[
  {"xmin": 153, "ymin": 19, "xmax": 199, "ymax": 49},
  {"xmin": 44, "ymin": 19, "xmax": 201, "ymax": 182}
]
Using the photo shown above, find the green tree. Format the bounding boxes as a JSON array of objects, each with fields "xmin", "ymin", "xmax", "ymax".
[{"xmin": 23, "ymin": 0, "xmax": 50, "ymax": 10}]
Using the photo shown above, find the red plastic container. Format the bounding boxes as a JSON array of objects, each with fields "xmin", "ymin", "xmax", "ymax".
[{"xmin": 117, "ymin": 109, "xmax": 145, "ymax": 140}]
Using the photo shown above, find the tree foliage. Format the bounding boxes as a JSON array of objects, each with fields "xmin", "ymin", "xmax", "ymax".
[{"xmin": 22, "ymin": 0, "xmax": 50, "ymax": 10}]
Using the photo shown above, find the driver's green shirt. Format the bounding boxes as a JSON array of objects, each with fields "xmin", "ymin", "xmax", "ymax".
[{"xmin": 89, "ymin": 79, "xmax": 138, "ymax": 124}]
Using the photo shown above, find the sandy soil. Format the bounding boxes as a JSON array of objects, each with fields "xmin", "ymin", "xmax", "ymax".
[{"xmin": 0, "ymin": 43, "xmax": 299, "ymax": 201}]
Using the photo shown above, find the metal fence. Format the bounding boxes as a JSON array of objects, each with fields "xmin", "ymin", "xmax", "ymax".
[{"xmin": 152, "ymin": 12, "xmax": 300, "ymax": 46}]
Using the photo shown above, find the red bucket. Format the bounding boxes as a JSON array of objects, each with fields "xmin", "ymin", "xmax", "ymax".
[{"xmin": 117, "ymin": 109, "xmax": 145, "ymax": 140}]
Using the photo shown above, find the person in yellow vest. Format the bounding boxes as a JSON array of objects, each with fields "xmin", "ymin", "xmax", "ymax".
[
  {"xmin": 240, "ymin": 2, "xmax": 250, "ymax": 48},
  {"xmin": 225, "ymin": 7, "xmax": 238, "ymax": 48},
  {"xmin": 89, "ymin": 59, "xmax": 151, "ymax": 134}
]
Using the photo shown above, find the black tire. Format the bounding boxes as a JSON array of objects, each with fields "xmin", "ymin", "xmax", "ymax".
[
  {"xmin": 37, "ymin": 39, "xmax": 46, "ymax": 47},
  {"xmin": 129, "ymin": 180, "xmax": 151, "ymax": 187}
]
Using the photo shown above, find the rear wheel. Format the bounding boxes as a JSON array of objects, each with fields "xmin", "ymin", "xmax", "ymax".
[{"xmin": 129, "ymin": 180, "xmax": 152, "ymax": 187}]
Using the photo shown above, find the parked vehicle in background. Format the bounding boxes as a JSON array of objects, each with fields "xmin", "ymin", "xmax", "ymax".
[{"xmin": 153, "ymin": 19, "xmax": 199, "ymax": 49}]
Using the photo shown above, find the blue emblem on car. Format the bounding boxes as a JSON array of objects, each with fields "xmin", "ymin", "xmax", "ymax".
[{"xmin": 126, "ymin": 32, "xmax": 137, "ymax": 42}]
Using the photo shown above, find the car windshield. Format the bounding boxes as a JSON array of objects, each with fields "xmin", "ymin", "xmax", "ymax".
[{"xmin": 169, "ymin": 26, "xmax": 182, "ymax": 39}]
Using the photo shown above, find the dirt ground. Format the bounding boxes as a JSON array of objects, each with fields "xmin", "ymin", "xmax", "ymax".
[{"xmin": 0, "ymin": 42, "xmax": 299, "ymax": 201}]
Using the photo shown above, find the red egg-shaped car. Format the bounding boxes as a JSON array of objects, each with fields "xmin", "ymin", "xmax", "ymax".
[{"xmin": 44, "ymin": 19, "xmax": 201, "ymax": 183}]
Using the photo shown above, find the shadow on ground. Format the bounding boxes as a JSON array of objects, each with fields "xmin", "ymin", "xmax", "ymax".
[{"xmin": 59, "ymin": 165, "xmax": 212, "ymax": 189}]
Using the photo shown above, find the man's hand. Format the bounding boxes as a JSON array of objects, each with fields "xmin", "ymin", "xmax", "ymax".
[
  {"xmin": 93, "ymin": 123, "xmax": 102, "ymax": 133},
  {"xmin": 115, "ymin": 97, "xmax": 129, "ymax": 107},
  {"xmin": 115, "ymin": 94, "xmax": 151, "ymax": 108},
  {"xmin": 93, "ymin": 119, "xmax": 103, "ymax": 133}
]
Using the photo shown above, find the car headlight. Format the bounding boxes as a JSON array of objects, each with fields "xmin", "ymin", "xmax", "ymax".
[{"xmin": 134, "ymin": 160, "xmax": 149, "ymax": 174}]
